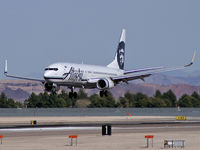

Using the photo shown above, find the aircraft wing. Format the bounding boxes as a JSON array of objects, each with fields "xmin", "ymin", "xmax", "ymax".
[
  {"xmin": 112, "ymin": 50, "xmax": 196, "ymax": 83},
  {"xmin": 124, "ymin": 66, "xmax": 164, "ymax": 74},
  {"xmin": 4, "ymin": 60, "xmax": 45, "ymax": 83}
]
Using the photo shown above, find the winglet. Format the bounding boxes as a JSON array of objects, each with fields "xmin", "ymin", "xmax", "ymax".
[
  {"xmin": 3, "ymin": 60, "xmax": 44, "ymax": 82},
  {"xmin": 184, "ymin": 49, "xmax": 196, "ymax": 67},
  {"xmin": 191, "ymin": 49, "xmax": 196, "ymax": 63},
  {"xmin": 4, "ymin": 60, "xmax": 8, "ymax": 74},
  {"xmin": 120, "ymin": 29, "xmax": 126, "ymax": 42}
]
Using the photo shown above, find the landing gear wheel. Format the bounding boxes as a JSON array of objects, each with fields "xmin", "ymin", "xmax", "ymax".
[
  {"xmin": 69, "ymin": 92, "xmax": 73, "ymax": 99},
  {"xmin": 51, "ymin": 90, "xmax": 57, "ymax": 95},
  {"xmin": 100, "ymin": 91, "xmax": 104, "ymax": 97},
  {"xmin": 73, "ymin": 92, "xmax": 77, "ymax": 99},
  {"xmin": 69, "ymin": 91, "xmax": 78, "ymax": 99},
  {"xmin": 104, "ymin": 90, "xmax": 108, "ymax": 97},
  {"xmin": 99, "ymin": 90, "xmax": 108, "ymax": 97}
]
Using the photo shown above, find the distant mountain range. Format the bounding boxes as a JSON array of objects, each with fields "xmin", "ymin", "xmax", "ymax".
[
  {"xmin": 0, "ymin": 73, "xmax": 200, "ymax": 102},
  {"xmin": 0, "ymin": 80, "xmax": 43, "ymax": 102},
  {"xmin": 134, "ymin": 74, "xmax": 200, "ymax": 86}
]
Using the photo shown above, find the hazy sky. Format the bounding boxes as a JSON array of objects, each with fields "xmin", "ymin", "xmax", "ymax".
[{"xmin": 0, "ymin": 0, "xmax": 199, "ymax": 78}]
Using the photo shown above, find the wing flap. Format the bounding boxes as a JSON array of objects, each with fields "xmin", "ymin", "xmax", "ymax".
[{"xmin": 112, "ymin": 74, "xmax": 151, "ymax": 83}]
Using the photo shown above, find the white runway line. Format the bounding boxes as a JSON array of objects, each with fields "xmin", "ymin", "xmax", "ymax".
[
  {"xmin": 0, "ymin": 127, "xmax": 101, "ymax": 132},
  {"xmin": 1, "ymin": 124, "xmax": 200, "ymax": 132},
  {"xmin": 114, "ymin": 125, "xmax": 200, "ymax": 130}
]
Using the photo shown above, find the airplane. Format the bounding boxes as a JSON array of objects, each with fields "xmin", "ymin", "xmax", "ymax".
[{"xmin": 4, "ymin": 29, "xmax": 196, "ymax": 98}]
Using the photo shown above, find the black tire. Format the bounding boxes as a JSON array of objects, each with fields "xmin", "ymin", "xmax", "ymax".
[
  {"xmin": 51, "ymin": 91, "xmax": 57, "ymax": 95},
  {"xmin": 73, "ymin": 92, "xmax": 77, "ymax": 99},
  {"xmin": 100, "ymin": 91, "xmax": 104, "ymax": 97},
  {"xmin": 104, "ymin": 90, "xmax": 108, "ymax": 97},
  {"xmin": 69, "ymin": 92, "xmax": 73, "ymax": 99}
]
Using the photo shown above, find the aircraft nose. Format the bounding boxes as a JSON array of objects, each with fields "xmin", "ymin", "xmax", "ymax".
[{"xmin": 44, "ymin": 71, "xmax": 50, "ymax": 79}]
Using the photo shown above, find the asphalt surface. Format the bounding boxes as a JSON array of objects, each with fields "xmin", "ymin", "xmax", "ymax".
[{"xmin": 1, "ymin": 121, "xmax": 200, "ymax": 137}]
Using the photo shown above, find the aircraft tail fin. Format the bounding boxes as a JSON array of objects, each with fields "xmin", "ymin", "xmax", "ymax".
[{"xmin": 107, "ymin": 29, "xmax": 126, "ymax": 70}]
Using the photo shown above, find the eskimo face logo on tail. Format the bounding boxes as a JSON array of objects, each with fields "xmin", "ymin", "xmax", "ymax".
[{"xmin": 117, "ymin": 41, "xmax": 125, "ymax": 70}]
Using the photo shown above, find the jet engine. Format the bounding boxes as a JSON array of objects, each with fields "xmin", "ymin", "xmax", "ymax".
[
  {"xmin": 44, "ymin": 83, "xmax": 60, "ymax": 92},
  {"xmin": 96, "ymin": 78, "xmax": 114, "ymax": 90}
]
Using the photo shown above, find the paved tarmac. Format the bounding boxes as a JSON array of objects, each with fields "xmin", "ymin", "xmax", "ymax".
[{"xmin": 0, "ymin": 116, "xmax": 199, "ymax": 150}]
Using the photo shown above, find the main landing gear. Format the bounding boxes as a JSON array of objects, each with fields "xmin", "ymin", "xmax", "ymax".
[
  {"xmin": 69, "ymin": 87, "xmax": 77, "ymax": 99},
  {"xmin": 99, "ymin": 90, "xmax": 108, "ymax": 97}
]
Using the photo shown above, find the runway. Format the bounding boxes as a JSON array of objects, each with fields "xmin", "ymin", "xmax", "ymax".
[
  {"xmin": 0, "ymin": 115, "xmax": 200, "ymax": 128},
  {"xmin": 0, "ymin": 116, "xmax": 200, "ymax": 150},
  {"xmin": 1, "ymin": 121, "xmax": 200, "ymax": 132},
  {"xmin": 1, "ymin": 122, "xmax": 200, "ymax": 138}
]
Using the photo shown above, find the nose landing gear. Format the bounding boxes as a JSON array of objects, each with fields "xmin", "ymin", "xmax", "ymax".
[
  {"xmin": 69, "ymin": 87, "xmax": 77, "ymax": 99},
  {"xmin": 69, "ymin": 92, "xmax": 77, "ymax": 99}
]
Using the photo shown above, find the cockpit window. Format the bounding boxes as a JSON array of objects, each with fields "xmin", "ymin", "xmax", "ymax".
[{"xmin": 45, "ymin": 68, "xmax": 58, "ymax": 71}]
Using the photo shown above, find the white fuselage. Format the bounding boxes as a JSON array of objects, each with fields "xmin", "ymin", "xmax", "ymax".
[
  {"xmin": 44, "ymin": 62, "xmax": 124, "ymax": 88},
  {"xmin": 4, "ymin": 28, "xmax": 195, "ymax": 95}
]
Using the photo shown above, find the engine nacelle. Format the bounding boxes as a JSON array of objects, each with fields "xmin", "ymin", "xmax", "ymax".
[
  {"xmin": 44, "ymin": 83, "xmax": 60, "ymax": 92},
  {"xmin": 96, "ymin": 78, "xmax": 114, "ymax": 90}
]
